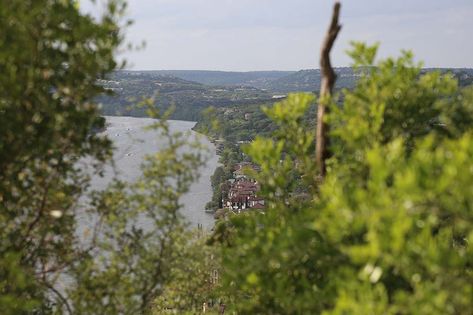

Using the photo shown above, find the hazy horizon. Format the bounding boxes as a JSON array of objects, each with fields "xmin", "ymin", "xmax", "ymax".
[
  {"xmin": 82, "ymin": 0, "xmax": 473, "ymax": 71},
  {"xmin": 116, "ymin": 66, "xmax": 473, "ymax": 72}
]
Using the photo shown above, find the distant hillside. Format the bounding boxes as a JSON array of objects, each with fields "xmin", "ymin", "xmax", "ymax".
[
  {"xmin": 256, "ymin": 68, "xmax": 359, "ymax": 93},
  {"xmin": 97, "ymin": 68, "xmax": 473, "ymax": 121},
  {"xmin": 257, "ymin": 67, "xmax": 473, "ymax": 93},
  {"xmin": 97, "ymin": 71, "xmax": 275, "ymax": 121},
  {"xmin": 153, "ymin": 68, "xmax": 359, "ymax": 93},
  {"xmin": 150, "ymin": 70, "xmax": 295, "ymax": 87},
  {"xmin": 431, "ymin": 68, "xmax": 473, "ymax": 87}
]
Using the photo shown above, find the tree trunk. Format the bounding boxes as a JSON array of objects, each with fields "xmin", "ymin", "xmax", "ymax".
[{"xmin": 316, "ymin": 2, "xmax": 342, "ymax": 178}]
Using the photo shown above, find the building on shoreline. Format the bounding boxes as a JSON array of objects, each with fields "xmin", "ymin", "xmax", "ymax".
[{"xmin": 223, "ymin": 162, "xmax": 265, "ymax": 213}]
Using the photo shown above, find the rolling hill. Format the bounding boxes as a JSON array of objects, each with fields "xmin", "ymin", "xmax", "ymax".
[{"xmin": 97, "ymin": 68, "xmax": 473, "ymax": 121}]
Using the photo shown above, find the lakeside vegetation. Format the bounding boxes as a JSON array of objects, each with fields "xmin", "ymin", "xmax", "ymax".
[
  {"xmin": 193, "ymin": 66, "xmax": 473, "ymax": 216},
  {"xmin": 193, "ymin": 100, "xmax": 316, "ymax": 213},
  {"xmin": 169, "ymin": 45, "xmax": 473, "ymax": 314}
]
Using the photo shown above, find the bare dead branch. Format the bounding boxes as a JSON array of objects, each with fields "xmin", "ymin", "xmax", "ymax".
[{"xmin": 316, "ymin": 2, "xmax": 342, "ymax": 178}]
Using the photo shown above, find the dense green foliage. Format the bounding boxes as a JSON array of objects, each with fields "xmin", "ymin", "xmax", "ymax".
[
  {"xmin": 215, "ymin": 44, "xmax": 473, "ymax": 314},
  {"xmin": 204, "ymin": 141, "xmax": 244, "ymax": 211},
  {"xmin": 0, "ymin": 1, "xmax": 206, "ymax": 314},
  {"xmin": 194, "ymin": 99, "xmax": 317, "ymax": 144},
  {"xmin": 3, "ymin": 1, "xmax": 473, "ymax": 313},
  {"xmin": 0, "ymin": 0, "xmax": 124, "ymax": 312},
  {"xmin": 205, "ymin": 166, "xmax": 231, "ymax": 211},
  {"xmin": 153, "ymin": 231, "xmax": 222, "ymax": 314},
  {"xmin": 195, "ymin": 103, "xmax": 279, "ymax": 142}
]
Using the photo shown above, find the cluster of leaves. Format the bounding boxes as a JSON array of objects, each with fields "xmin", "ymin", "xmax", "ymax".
[
  {"xmin": 0, "ymin": 1, "xmax": 208, "ymax": 314},
  {"xmin": 153, "ymin": 230, "xmax": 223, "ymax": 314},
  {"xmin": 216, "ymin": 44, "xmax": 473, "ymax": 314},
  {"xmin": 0, "ymin": 0, "xmax": 126, "ymax": 312}
]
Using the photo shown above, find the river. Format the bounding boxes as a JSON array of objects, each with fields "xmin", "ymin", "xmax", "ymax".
[{"xmin": 89, "ymin": 116, "xmax": 218, "ymax": 229}]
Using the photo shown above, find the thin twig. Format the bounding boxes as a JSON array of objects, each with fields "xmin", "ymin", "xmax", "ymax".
[{"xmin": 43, "ymin": 281, "xmax": 73, "ymax": 315}]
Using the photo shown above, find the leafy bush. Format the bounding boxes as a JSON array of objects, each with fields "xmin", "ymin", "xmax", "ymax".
[
  {"xmin": 0, "ymin": 1, "xmax": 206, "ymax": 313},
  {"xmin": 218, "ymin": 44, "xmax": 473, "ymax": 314}
]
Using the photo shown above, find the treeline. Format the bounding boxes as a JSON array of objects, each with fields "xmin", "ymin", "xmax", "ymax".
[
  {"xmin": 97, "ymin": 68, "xmax": 473, "ymax": 123},
  {"xmin": 194, "ymin": 100, "xmax": 316, "ymax": 142},
  {"xmin": 205, "ymin": 143, "xmax": 243, "ymax": 211},
  {"xmin": 96, "ymin": 71, "xmax": 276, "ymax": 121}
]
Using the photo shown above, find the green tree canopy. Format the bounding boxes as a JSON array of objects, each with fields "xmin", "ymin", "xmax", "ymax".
[
  {"xmin": 1, "ymin": 1, "xmax": 126, "ymax": 312},
  {"xmin": 0, "ymin": 1, "xmax": 208, "ymax": 314},
  {"xmin": 217, "ymin": 44, "xmax": 473, "ymax": 314}
]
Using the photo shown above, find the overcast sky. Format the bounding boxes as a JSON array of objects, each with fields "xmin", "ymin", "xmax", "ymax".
[{"xmin": 83, "ymin": 0, "xmax": 473, "ymax": 71}]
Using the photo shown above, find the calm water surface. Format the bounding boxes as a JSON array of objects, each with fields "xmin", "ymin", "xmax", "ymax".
[{"xmin": 89, "ymin": 116, "xmax": 217, "ymax": 229}]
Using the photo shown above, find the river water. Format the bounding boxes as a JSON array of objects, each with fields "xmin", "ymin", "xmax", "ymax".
[{"xmin": 89, "ymin": 116, "xmax": 217, "ymax": 229}]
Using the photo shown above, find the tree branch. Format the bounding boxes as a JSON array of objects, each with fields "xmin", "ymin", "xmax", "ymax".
[
  {"xmin": 316, "ymin": 2, "xmax": 342, "ymax": 178},
  {"xmin": 43, "ymin": 280, "xmax": 73, "ymax": 315}
]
